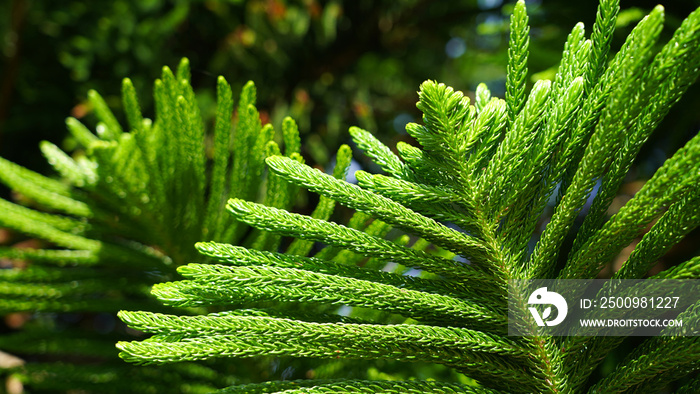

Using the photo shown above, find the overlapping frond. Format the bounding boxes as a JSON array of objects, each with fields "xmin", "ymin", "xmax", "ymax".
[{"xmin": 0, "ymin": 58, "xmax": 302, "ymax": 391}]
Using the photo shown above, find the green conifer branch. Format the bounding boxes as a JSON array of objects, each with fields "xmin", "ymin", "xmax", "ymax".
[
  {"xmin": 349, "ymin": 126, "xmax": 413, "ymax": 179},
  {"xmin": 225, "ymin": 198, "xmax": 488, "ymax": 281},
  {"xmin": 319, "ymin": 214, "xmax": 394, "ymax": 266},
  {"xmin": 205, "ymin": 76, "xmax": 235, "ymax": 241},
  {"xmin": 285, "ymin": 144, "xmax": 352, "ymax": 256},
  {"xmin": 570, "ymin": 5, "xmax": 700, "ymax": 258},
  {"xmin": 355, "ymin": 171, "xmax": 479, "ymax": 234},
  {"xmin": 250, "ymin": 142, "xmax": 287, "ymax": 251},
  {"xmin": 0, "ymin": 158, "xmax": 91, "ymax": 217},
  {"xmin": 195, "ymin": 241, "xmax": 496, "ymax": 302},
  {"xmin": 475, "ymin": 83, "xmax": 492, "ymax": 113},
  {"xmin": 586, "ymin": 0, "xmax": 619, "ymax": 89},
  {"xmin": 652, "ymin": 256, "xmax": 700, "ymax": 279},
  {"xmin": 39, "ymin": 141, "xmax": 95, "ymax": 187},
  {"xmin": 112, "ymin": 2, "xmax": 700, "ymax": 390},
  {"xmin": 396, "ymin": 140, "xmax": 454, "ymax": 187},
  {"xmin": 87, "ymin": 89, "xmax": 123, "ymax": 140},
  {"xmin": 463, "ymin": 97, "xmax": 508, "ymax": 179},
  {"xmin": 118, "ymin": 312, "xmax": 517, "ymax": 355},
  {"xmin": 282, "ymin": 116, "xmax": 302, "ymax": 156},
  {"xmin": 562, "ymin": 132, "xmax": 700, "ymax": 279},
  {"xmin": 0, "ymin": 197, "xmax": 88, "ymax": 234},
  {"xmin": 175, "ymin": 57, "xmax": 191, "ymax": 82},
  {"xmin": 505, "ymin": 0, "xmax": 529, "ymax": 124},
  {"xmin": 412, "ymin": 81, "xmax": 473, "ymax": 161},
  {"xmin": 477, "ymin": 79, "xmax": 550, "ymax": 217},
  {"xmin": 151, "ymin": 264, "xmax": 502, "ymax": 329},
  {"xmin": 66, "ymin": 116, "xmax": 101, "ymax": 147},
  {"xmin": 230, "ymin": 83, "xmax": 260, "ymax": 201},
  {"xmin": 266, "ymin": 155, "xmax": 493, "ymax": 267},
  {"xmin": 0, "ymin": 248, "xmax": 97, "ymax": 265},
  {"xmin": 500, "ymin": 76, "xmax": 584, "ymax": 232},
  {"xmin": 218, "ymin": 379, "xmax": 491, "ymax": 394},
  {"xmin": 528, "ymin": 6, "xmax": 666, "ymax": 278},
  {"xmin": 121, "ymin": 78, "xmax": 144, "ymax": 132},
  {"xmin": 615, "ymin": 188, "xmax": 700, "ymax": 278}
]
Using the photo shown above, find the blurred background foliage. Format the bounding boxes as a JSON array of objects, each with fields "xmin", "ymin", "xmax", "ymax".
[
  {"xmin": 3, "ymin": 0, "xmax": 698, "ymax": 178},
  {"xmin": 1, "ymin": 0, "xmax": 513, "ymax": 172},
  {"xmin": 1, "ymin": 0, "xmax": 700, "ymax": 391}
]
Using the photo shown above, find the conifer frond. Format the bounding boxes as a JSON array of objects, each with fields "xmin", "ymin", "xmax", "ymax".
[
  {"xmin": 562, "ymin": 131, "xmax": 700, "ymax": 279},
  {"xmin": 225, "ymin": 198, "xmax": 487, "ymax": 282},
  {"xmin": 40, "ymin": 141, "xmax": 96, "ymax": 187},
  {"xmin": 505, "ymin": 0, "xmax": 529, "ymax": 123},
  {"xmin": 571, "ymin": 4, "xmax": 700, "ymax": 259},
  {"xmin": 266, "ymin": 155, "xmax": 493, "ymax": 266},
  {"xmin": 152, "ymin": 264, "xmax": 502, "ymax": 329},
  {"xmin": 528, "ymin": 5, "xmax": 670, "ymax": 278},
  {"xmin": 355, "ymin": 171, "xmax": 480, "ymax": 234},
  {"xmin": 285, "ymin": 144, "xmax": 352, "ymax": 256},
  {"xmin": 119, "ymin": 311, "xmax": 517, "ymax": 355},
  {"xmin": 88, "ymin": 89, "xmax": 124, "ymax": 139},
  {"xmin": 219, "ymin": 379, "xmax": 491, "ymax": 394},
  {"xmin": 653, "ymin": 256, "xmax": 700, "ymax": 279},
  {"xmin": 615, "ymin": 188, "xmax": 700, "ymax": 279},
  {"xmin": 121, "ymin": 78, "xmax": 144, "ymax": 131},
  {"xmin": 0, "ymin": 248, "xmax": 97, "ymax": 265},
  {"xmin": 205, "ymin": 75, "xmax": 235, "ymax": 241},
  {"xmin": 349, "ymin": 126, "xmax": 412, "ymax": 179},
  {"xmin": 478, "ymin": 79, "xmax": 550, "ymax": 216},
  {"xmin": 475, "ymin": 83, "xmax": 492, "ymax": 114},
  {"xmin": 586, "ymin": 0, "xmax": 619, "ymax": 88},
  {"xmin": 0, "ymin": 157, "xmax": 92, "ymax": 217},
  {"xmin": 195, "ymin": 241, "xmax": 492, "ymax": 302}
]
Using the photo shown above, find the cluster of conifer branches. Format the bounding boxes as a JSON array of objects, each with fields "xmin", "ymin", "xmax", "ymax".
[
  {"xmin": 116, "ymin": 0, "xmax": 700, "ymax": 392},
  {"xmin": 0, "ymin": 59, "xmax": 318, "ymax": 391},
  {"xmin": 1, "ymin": 0, "xmax": 699, "ymax": 392}
]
